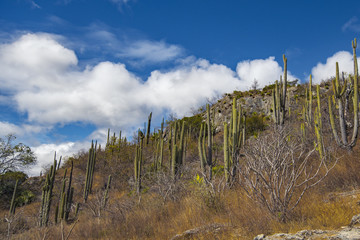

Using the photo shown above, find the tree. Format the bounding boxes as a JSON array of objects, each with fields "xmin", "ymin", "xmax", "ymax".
[
  {"xmin": 239, "ymin": 127, "xmax": 336, "ymax": 222},
  {"xmin": 0, "ymin": 134, "xmax": 36, "ymax": 174},
  {"xmin": 251, "ymin": 78, "xmax": 259, "ymax": 90}
]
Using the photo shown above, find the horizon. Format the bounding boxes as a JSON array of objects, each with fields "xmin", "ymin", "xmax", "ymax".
[{"xmin": 0, "ymin": 0, "xmax": 359, "ymax": 176}]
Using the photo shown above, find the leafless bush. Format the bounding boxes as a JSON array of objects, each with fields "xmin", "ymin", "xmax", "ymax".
[
  {"xmin": 150, "ymin": 171, "xmax": 186, "ymax": 203},
  {"xmin": 239, "ymin": 127, "xmax": 337, "ymax": 222}
]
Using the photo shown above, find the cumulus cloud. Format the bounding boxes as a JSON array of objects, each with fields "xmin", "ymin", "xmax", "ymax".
[
  {"xmin": 236, "ymin": 56, "xmax": 296, "ymax": 88},
  {"xmin": 0, "ymin": 121, "xmax": 47, "ymax": 139},
  {"xmin": 0, "ymin": 122, "xmax": 22, "ymax": 136},
  {"xmin": 29, "ymin": 141, "xmax": 90, "ymax": 176},
  {"xmin": 0, "ymin": 33, "xmax": 295, "ymax": 126},
  {"xmin": 0, "ymin": 33, "xmax": 296, "ymax": 175},
  {"xmin": 310, "ymin": 51, "xmax": 359, "ymax": 83}
]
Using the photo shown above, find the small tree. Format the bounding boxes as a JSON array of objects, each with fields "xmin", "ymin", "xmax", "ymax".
[
  {"xmin": 251, "ymin": 78, "xmax": 259, "ymax": 90},
  {"xmin": 239, "ymin": 127, "xmax": 336, "ymax": 222},
  {"xmin": 0, "ymin": 134, "xmax": 36, "ymax": 174}
]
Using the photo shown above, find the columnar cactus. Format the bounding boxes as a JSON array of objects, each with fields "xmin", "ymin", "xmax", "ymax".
[
  {"xmin": 328, "ymin": 38, "xmax": 358, "ymax": 149},
  {"xmin": 171, "ymin": 120, "xmax": 186, "ymax": 180},
  {"xmin": 272, "ymin": 54, "xmax": 288, "ymax": 125},
  {"xmin": 304, "ymin": 75, "xmax": 313, "ymax": 124},
  {"xmin": 39, "ymin": 155, "xmax": 57, "ymax": 227},
  {"xmin": 102, "ymin": 175, "xmax": 112, "ymax": 208},
  {"xmin": 224, "ymin": 98, "xmax": 246, "ymax": 183},
  {"xmin": 198, "ymin": 104, "xmax": 213, "ymax": 180},
  {"xmin": 84, "ymin": 141, "xmax": 97, "ymax": 202},
  {"xmin": 134, "ymin": 132, "xmax": 143, "ymax": 193},
  {"xmin": 8, "ymin": 179, "xmax": 19, "ymax": 217},
  {"xmin": 223, "ymin": 122, "xmax": 230, "ymax": 183},
  {"xmin": 146, "ymin": 112, "xmax": 152, "ymax": 145}
]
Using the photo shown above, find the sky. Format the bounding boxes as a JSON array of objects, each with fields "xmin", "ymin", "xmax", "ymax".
[{"xmin": 0, "ymin": 0, "xmax": 359, "ymax": 175}]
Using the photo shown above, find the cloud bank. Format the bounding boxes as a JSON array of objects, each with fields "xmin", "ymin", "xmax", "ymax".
[
  {"xmin": 0, "ymin": 33, "xmax": 297, "ymax": 175},
  {"xmin": 310, "ymin": 51, "xmax": 359, "ymax": 83}
]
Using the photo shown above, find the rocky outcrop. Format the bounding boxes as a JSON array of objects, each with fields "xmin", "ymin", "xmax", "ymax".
[
  {"xmin": 254, "ymin": 214, "xmax": 360, "ymax": 240},
  {"xmin": 170, "ymin": 223, "xmax": 230, "ymax": 240}
]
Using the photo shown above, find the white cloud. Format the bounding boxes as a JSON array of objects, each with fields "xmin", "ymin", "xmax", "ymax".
[
  {"xmin": 0, "ymin": 33, "xmax": 296, "ymax": 175},
  {"xmin": 310, "ymin": 51, "xmax": 359, "ymax": 83},
  {"xmin": 145, "ymin": 59, "xmax": 241, "ymax": 116},
  {"xmin": 236, "ymin": 56, "xmax": 296, "ymax": 88},
  {"xmin": 29, "ymin": 141, "xmax": 90, "ymax": 176},
  {"xmin": 0, "ymin": 121, "xmax": 47, "ymax": 138},
  {"xmin": 0, "ymin": 33, "xmax": 294, "ymax": 127},
  {"xmin": 0, "ymin": 122, "xmax": 22, "ymax": 136},
  {"xmin": 120, "ymin": 40, "xmax": 183, "ymax": 64}
]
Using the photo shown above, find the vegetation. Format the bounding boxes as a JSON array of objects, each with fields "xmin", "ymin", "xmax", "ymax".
[
  {"xmin": 1, "ymin": 38, "xmax": 360, "ymax": 240},
  {"xmin": 0, "ymin": 134, "xmax": 36, "ymax": 174}
]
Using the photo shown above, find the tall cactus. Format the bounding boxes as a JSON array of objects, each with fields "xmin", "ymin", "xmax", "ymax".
[
  {"xmin": 102, "ymin": 175, "xmax": 112, "ymax": 208},
  {"xmin": 64, "ymin": 160, "xmax": 74, "ymax": 221},
  {"xmin": 39, "ymin": 155, "xmax": 57, "ymax": 227},
  {"xmin": 224, "ymin": 98, "xmax": 246, "ymax": 183},
  {"xmin": 8, "ymin": 179, "xmax": 19, "ymax": 217},
  {"xmin": 84, "ymin": 141, "xmax": 97, "ymax": 202},
  {"xmin": 304, "ymin": 75, "xmax": 313, "ymax": 124},
  {"xmin": 328, "ymin": 38, "xmax": 358, "ymax": 149},
  {"xmin": 146, "ymin": 112, "xmax": 152, "ymax": 145},
  {"xmin": 198, "ymin": 104, "xmax": 213, "ymax": 180},
  {"xmin": 223, "ymin": 123, "xmax": 230, "ymax": 183},
  {"xmin": 314, "ymin": 85, "xmax": 324, "ymax": 158},
  {"xmin": 272, "ymin": 54, "xmax": 288, "ymax": 125},
  {"xmin": 171, "ymin": 120, "xmax": 185, "ymax": 180},
  {"xmin": 134, "ymin": 132, "xmax": 143, "ymax": 193}
]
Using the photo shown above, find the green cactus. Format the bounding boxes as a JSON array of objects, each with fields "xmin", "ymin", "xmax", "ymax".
[
  {"xmin": 224, "ymin": 98, "xmax": 246, "ymax": 183},
  {"xmin": 39, "ymin": 155, "xmax": 57, "ymax": 227},
  {"xmin": 272, "ymin": 54, "xmax": 288, "ymax": 125},
  {"xmin": 171, "ymin": 120, "xmax": 186, "ymax": 180},
  {"xmin": 84, "ymin": 141, "xmax": 97, "ymax": 202},
  {"xmin": 134, "ymin": 132, "xmax": 143, "ymax": 193},
  {"xmin": 8, "ymin": 179, "xmax": 19, "ymax": 217},
  {"xmin": 146, "ymin": 112, "xmax": 152, "ymax": 145},
  {"xmin": 223, "ymin": 122, "xmax": 230, "ymax": 183},
  {"xmin": 64, "ymin": 160, "xmax": 74, "ymax": 221},
  {"xmin": 304, "ymin": 75, "xmax": 313, "ymax": 124},
  {"xmin": 103, "ymin": 175, "xmax": 112, "ymax": 208},
  {"xmin": 198, "ymin": 104, "xmax": 213, "ymax": 180},
  {"xmin": 328, "ymin": 39, "xmax": 358, "ymax": 149}
]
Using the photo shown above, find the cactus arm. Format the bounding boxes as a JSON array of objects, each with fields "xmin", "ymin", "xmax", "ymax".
[
  {"xmin": 328, "ymin": 96, "xmax": 342, "ymax": 146},
  {"xmin": 350, "ymin": 38, "xmax": 359, "ymax": 146},
  {"xmin": 206, "ymin": 104, "xmax": 213, "ymax": 180}
]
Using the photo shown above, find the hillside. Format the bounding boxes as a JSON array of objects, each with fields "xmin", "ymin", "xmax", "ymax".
[{"xmin": 2, "ymin": 48, "xmax": 360, "ymax": 240}]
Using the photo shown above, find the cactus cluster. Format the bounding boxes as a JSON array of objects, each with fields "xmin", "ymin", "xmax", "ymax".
[
  {"xmin": 170, "ymin": 120, "xmax": 186, "ymax": 180},
  {"xmin": 198, "ymin": 104, "xmax": 213, "ymax": 180},
  {"xmin": 39, "ymin": 155, "xmax": 57, "ymax": 227},
  {"xmin": 55, "ymin": 160, "xmax": 74, "ymax": 224},
  {"xmin": 303, "ymin": 75, "xmax": 313, "ymax": 124},
  {"xmin": 272, "ymin": 54, "xmax": 288, "ymax": 125},
  {"xmin": 224, "ymin": 98, "xmax": 246, "ymax": 183},
  {"xmin": 84, "ymin": 141, "xmax": 97, "ymax": 202},
  {"xmin": 134, "ymin": 131, "xmax": 143, "ymax": 193},
  {"xmin": 154, "ymin": 118, "xmax": 165, "ymax": 171},
  {"xmin": 328, "ymin": 38, "xmax": 359, "ymax": 149}
]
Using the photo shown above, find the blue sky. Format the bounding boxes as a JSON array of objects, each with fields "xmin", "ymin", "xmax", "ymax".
[{"xmin": 0, "ymin": 0, "xmax": 359, "ymax": 175}]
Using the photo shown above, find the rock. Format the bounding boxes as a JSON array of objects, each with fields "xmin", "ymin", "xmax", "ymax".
[
  {"xmin": 170, "ymin": 223, "xmax": 229, "ymax": 240},
  {"xmin": 254, "ymin": 214, "xmax": 360, "ymax": 240},
  {"xmin": 350, "ymin": 214, "xmax": 360, "ymax": 227}
]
